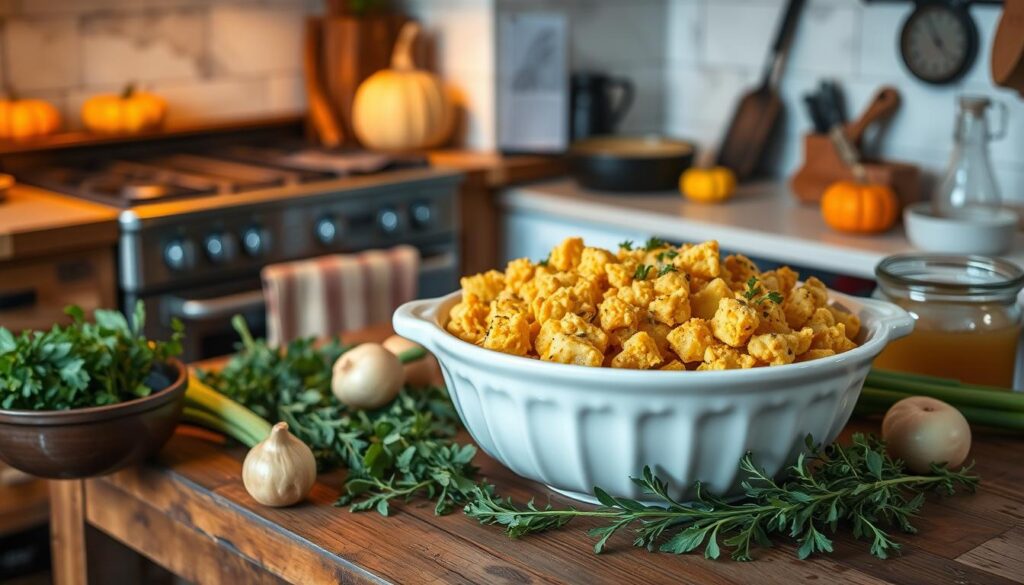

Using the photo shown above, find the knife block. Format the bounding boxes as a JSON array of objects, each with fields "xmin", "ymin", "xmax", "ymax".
[{"xmin": 790, "ymin": 133, "xmax": 922, "ymax": 208}]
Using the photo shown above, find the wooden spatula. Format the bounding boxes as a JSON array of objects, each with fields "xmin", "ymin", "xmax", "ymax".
[{"xmin": 715, "ymin": 0, "xmax": 805, "ymax": 181}]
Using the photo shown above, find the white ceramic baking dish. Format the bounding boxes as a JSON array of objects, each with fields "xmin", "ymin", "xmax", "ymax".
[{"xmin": 394, "ymin": 290, "xmax": 913, "ymax": 503}]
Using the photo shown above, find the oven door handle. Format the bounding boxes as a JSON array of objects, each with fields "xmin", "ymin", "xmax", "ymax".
[{"xmin": 165, "ymin": 289, "xmax": 265, "ymax": 322}]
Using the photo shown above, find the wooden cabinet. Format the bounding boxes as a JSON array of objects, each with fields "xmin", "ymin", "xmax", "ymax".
[{"xmin": 0, "ymin": 248, "xmax": 117, "ymax": 332}]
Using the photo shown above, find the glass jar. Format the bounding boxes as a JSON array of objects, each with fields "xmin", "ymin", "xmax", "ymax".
[{"xmin": 873, "ymin": 254, "xmax": 1024, "ymax": 388}]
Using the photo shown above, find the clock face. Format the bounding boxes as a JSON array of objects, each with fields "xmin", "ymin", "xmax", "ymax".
[{"xmin": 900, "ymin": 3, "xmax": 979, "ymax": 85}]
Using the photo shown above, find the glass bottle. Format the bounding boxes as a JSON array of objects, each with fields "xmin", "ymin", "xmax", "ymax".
[
  {"xmin": 933, "ymin": 96, "xmax": 1007, "ymax": 218},
  {"xmin": 873, "ymin": 254, "xmax": 1024, "ymax": 388}
]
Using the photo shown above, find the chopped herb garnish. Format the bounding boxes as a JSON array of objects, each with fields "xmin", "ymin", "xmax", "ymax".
[
  {"xmin": 634, "ymin": 264, "xmax": 654, "ymax": 280},
  {"xmin": 538, "ymin": 254, "xmax": 550, "ymax": 267},
  {"xmin": 656, "ymin": 250, "xmax": 679, "ymax": 263},
  {"xmin": 644, "ymin": 237, "xmax": 668, "ymax": 251},
  {"xmin": 743, "ymin": 277, "xmax": 783, "ymax": 307},
  {"xmin": 658, "ymin": 264, "xmax": 677, "ymax": 277},
  {"xmin": 619, "ymin": 240, "xmax": 634, "ymax": 251}
]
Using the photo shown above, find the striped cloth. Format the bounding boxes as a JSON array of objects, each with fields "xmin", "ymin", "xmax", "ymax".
[{"xmin": 262, "ymin": 245, "xmax": 419, "ymax": 347}]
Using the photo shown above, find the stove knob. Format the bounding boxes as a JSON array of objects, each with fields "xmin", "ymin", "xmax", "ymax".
[
  {"xmin": 409, "ymin": 201, "xmax": 435, "ymax": 230},
  {"xmin": 164, "ymin": 239, "xmax": 191, "ymax": 272},
  {"xmin": 241, "ymin": 226, "xmax": 269, "ymax": 257},
  {"xmin": 315, "ymin": 215, "xmax": 339, "ymax": 245},
  {"xmin": 204, "ymin": 233, "xmax": 232, "ymax": 264},
  {"xmin": 377, "ymin": 207, "xmax": 401, "ymax": 235}
]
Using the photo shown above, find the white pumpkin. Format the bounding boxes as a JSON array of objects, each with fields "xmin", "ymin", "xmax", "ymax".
[{"xmin": 352, "ymin": 22, "xmax": 453, "ymax": 150}]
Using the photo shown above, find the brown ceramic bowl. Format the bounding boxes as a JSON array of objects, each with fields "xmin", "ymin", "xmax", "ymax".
[{"xmin": 0, "ymin": 359, "xmax": 187, "ymax": 479}]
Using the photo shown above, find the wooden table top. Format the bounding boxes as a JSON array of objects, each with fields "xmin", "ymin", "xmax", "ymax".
[{"xmin": 87, "ymin": 327, "xmax": 1024, "ymax": 585}]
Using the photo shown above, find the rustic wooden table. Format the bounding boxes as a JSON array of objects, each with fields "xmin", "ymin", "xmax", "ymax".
[{"xmin": 48, "ymin": 326, "xmax": 1024, "ymax": 585}]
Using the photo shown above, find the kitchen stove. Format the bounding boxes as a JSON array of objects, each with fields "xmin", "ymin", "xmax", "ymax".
[
  {"xmin": 25, "ymin": 144, "xmax": 423, "ymax": 208},
  {"xmin": 4, "ymin": 119, "xmax": 462, "ymax": 359}
]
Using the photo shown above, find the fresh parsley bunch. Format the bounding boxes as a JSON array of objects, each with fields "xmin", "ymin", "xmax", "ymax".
[{"xmin": 0, "ymin": 302, "xmax": 183, "ymax": 410}]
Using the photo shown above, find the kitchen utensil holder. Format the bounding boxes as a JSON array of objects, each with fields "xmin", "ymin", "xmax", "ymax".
[{"xmin": 790, "ymin": 132, "xmax": 921, "ymax": 208}]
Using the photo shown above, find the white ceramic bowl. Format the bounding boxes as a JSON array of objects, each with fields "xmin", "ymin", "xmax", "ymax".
[
  {"xmin": 904, "ymin": 202, "xmax": 1018, "ymax": 255},
  {"xmin": 394, "ymin": 291, "xmax": 913, "ymax": 503}
]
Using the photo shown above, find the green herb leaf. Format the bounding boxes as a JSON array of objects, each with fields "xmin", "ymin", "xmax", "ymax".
[
  {"xmin": 196, "ymin": 327, "xmax": 478, "ymax": 519},
  {"xmin": 619, "ymin": 240, "xmax": 634, "ymax": 251},
  {"xmin": 466, "ymin": 434, "xmax": 979, "ymax": 561},
  {"xmin": 644, "ymin": 237, "xmax": 668, "ymax": 251},
  {"xmin": 634, "ymin": 264, "xmax": 653, "ymax": 280},
  {"xmin": 0, "ymin": 302, "xmax": 182, "ymax": 410}
]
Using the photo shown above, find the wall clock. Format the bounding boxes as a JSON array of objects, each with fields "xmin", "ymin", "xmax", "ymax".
[{"xmin": 899, "ymin": 0, "xmax": 980, "ymax": 84}]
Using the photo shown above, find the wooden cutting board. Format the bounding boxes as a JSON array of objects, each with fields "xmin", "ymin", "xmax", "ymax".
[
  {"xmin": 992, "ymin": 0, "xmax": 1024, "ymax": 96},
  {"xmin": 320, "ymin": 14, "xmax": 409, "ymax": 145}
]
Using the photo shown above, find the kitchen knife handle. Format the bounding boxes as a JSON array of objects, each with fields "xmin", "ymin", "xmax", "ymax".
[
  {"xmin": 766, "ymin": 0, "xmax": 807, "ymax": 88},
  {"xmin": 845, "ymin": 87, "xmax": 900, "ymax": 146}
]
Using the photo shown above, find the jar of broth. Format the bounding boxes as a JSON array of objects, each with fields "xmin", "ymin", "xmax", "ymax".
[{"xmin": 873, "ymin": 255, "xmax": 1024, "ymax": 388}]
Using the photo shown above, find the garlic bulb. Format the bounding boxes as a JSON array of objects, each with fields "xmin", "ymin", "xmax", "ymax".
[
  {"xmin": 331, "ymin": 343, "xmax": 404, "ymax": 410},
  {"xmin": 242, "ymin": 422, "xmax": 317, "ymax": 507}
]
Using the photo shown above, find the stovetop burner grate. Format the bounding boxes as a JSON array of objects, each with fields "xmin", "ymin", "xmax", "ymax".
[{"xmin": 21, "ymin": 146, "xmax": 428, "ymax": 208}]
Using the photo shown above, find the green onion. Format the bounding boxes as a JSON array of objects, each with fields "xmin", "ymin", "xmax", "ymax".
[
  {"xmin": 856, "ymin": 368, "xmax": 1024, "ymax": 432},
  {"xmin": 184, "ymin": 377, "xmax": 273, "ymax": 444},
  {"xmin": 182, "ymin": 406, "xmax": 263, "ymax": 448},
  {"xmin": 865, "ymin": 370, "xmax": 1024, "ymax": 412},
  {"xmin": 397, "ymin": 346, "xmax": 427, "ymax": 364}
]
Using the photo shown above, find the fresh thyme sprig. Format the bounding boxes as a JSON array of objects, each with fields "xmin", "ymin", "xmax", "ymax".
[
  {"xmin": 465, "ymin": 434, "xmax": 979, "ymax": 561},
  {"xmin": 743, "ymin": 277, "xmax": 784, "ymax": 306}
]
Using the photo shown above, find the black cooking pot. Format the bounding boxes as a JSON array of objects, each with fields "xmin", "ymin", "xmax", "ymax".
[{"xmin": 569, "ymin": 136, "xmax": 695, "ymax": 193}]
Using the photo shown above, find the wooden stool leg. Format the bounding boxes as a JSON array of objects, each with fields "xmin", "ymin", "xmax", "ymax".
[{"xmin": 50, "ymin": 480, "xmax": 88, "ymax": 585}]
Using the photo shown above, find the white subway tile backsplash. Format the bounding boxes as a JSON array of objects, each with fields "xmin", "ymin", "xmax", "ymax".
[
  {"xmin": 447, "ymin": 72, "xmax": 497, "ymax": 150},
  {"xmin": 786, "ymin": 2, "xmax": 856, "ymax": 76},
  {"xmin": 616, "ymin": 66, "xmax": 664, "ymax": 135},
  {"xmin": 570, "ymin": 0, "xmax": 666, "ymax": 70},
  {"xmin": 665, "ymin": 66, "xmax": 758, "ymax": 130},
  {"xmin": 665, "ymin": 0, "xmax": 701, "ymax": 65},
  {"xmin": 81, "ymin": 8, "xmax": 208, "ymax": 85},
  {"xmin": 703, "ymin": 2, "xmax": 778, "ymax": 71},
  {"xmin": 209, "ymin": 4, "xmax": 305, "ymax": 76},
  {"xmin": 149, "ymin": 77, "xmax": 271, "ymax": 125},
  {"xmin": 4, "ymin": 18, "xmax": 80, "ymax": 92},
  {"xmin": 857, "ymin": 3, "xmax": 910, "ymax": 80}
]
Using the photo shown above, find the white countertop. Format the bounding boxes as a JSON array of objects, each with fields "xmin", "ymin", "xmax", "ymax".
[{"xmin": 501, "ymin": 179, "xmax": 1024, "ymax": 279}]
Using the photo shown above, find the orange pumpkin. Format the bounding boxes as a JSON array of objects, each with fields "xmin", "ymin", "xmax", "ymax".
[
  {"xmin": 680, "ymin": 166, "xmax": 736, "ymax": 203},
  {"xmin": 821, "ymin": 181, "xmax": 899, "ymax": 234},
  {"xmin": 0, "ymin": 98, "xmax": 62, "ymax": 140},
  {"xmin": 352, "ymin": 22, "xmax": 453, "ymax": 150},
  {"xmin": 82, "ymin": 85, "xmax": 166, "ymax": 134}
]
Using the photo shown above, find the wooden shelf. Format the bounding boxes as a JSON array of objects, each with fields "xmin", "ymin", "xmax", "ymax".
[{"xmin": 0, "ymin": 115, "xmax": 305, "ymax": 157}]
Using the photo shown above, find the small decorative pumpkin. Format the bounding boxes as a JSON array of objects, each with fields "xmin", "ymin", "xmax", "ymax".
[
  {"xmin": 821, "ymin": 180, "xmax": 899, "ymax": 234},
  {"xmin": 0, "ymin": 96, "xmax": 61, "ymax": 140},
  {"xmin": 82, "ymin": 85, "xmax": 167, "ymax": 134},
  {"xmin": 680, "ymin": 166, "xmax": 736, "ymax": 204},
  {"xmin": 352, "ymin": 22, "xmax": 453, "ymax": 150}
]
